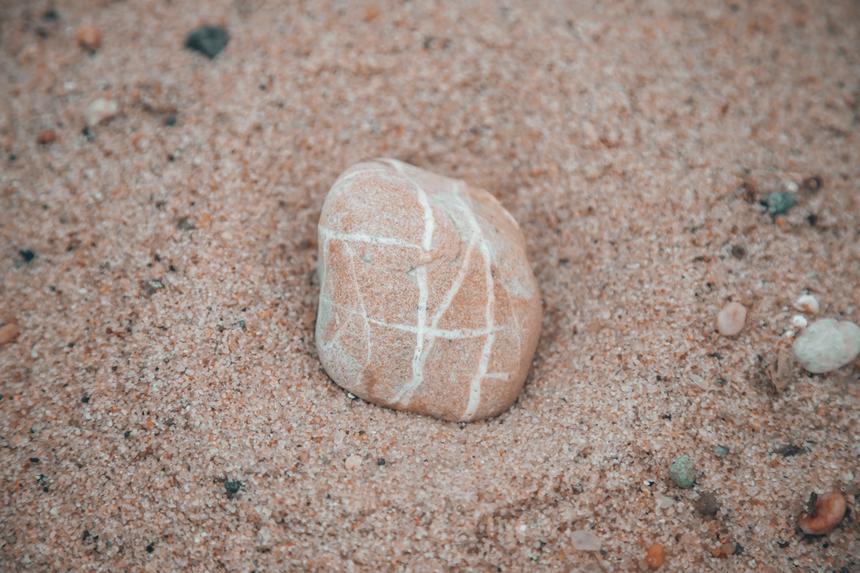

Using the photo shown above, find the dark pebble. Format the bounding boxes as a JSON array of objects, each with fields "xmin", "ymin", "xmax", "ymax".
[
  {"xmin": 19, "ymin": 249, "xmax": 35, "ymax": 263},
  {"xmin": 81, "ymin": 394, "xmax": 90, "ymax": 404},
  {"xmin": 30, "ymin": 457, "xmax": 40, "ymax": 463},
  {"xmin": 224, "ymin": 479, "xmax": 242, "ymax": 497},
  {"xmin": 142, "ymin": 279, "xmax": 165, "ymax": 296},
  {"xmin": 801, "ymin": 176, "xmax": 822, "ymax": 192},
  {"xmin": 806, "ymin": 213, "xmax": 818, "ymax": 226},
  {"xmin": 41, "ymin": 8, "xmax": 60, "ymax": 22},
  {"xmin": 730, "ymin": 244, "xmax": 746, "ymax": 259},
  {"xmin": 165, "ymin": 114, "xmax": 177, "ymax": 127},
  {"xmin": 774, "ymin": 443, "xmax": 806, "ymax": 457},
  {"xmin": 694, "ymin": 491, "xmax": 721, "ymax": 517},
  {"xmin": 377, "ymin": 458, "xmax": 386, "ymax": 466},
  {"xmin": 145, "ymin": 542, "xmax": 155, "ymax": 553},
  {"xmin": 176, "ymin": 217, "xmax": 195, "ymax": 231},
  {"xmin": 185, "ymin": 26, "xmax": 229, "ymax": 59},
  {"xmin": 765, "ymin": 191, "xmax": 797, "ymax": 217}
]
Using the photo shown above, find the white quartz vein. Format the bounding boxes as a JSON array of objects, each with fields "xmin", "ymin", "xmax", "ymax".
[
  {"xmin": 318, "ymin": 225, "xmax": 421, "ymax": 249},
  {"xmin": 344, "ymin": 243, "xmax": 372, "ymax": 366},
  {"xmin": 463, "ymin": 190, "xmax": 496, "ymax": 420}
]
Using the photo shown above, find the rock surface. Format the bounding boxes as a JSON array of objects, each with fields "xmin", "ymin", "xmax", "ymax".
[
  {"xmin": 315, "ymin": 159, "xmax": 542, "ymax": 422},
  {"xmin": 716, "ymin": 301, "xmax": 747, "ymax": 336},
  {"xmin": 792, "ymin": 318, "xmax": 860, "ymax": 373}
]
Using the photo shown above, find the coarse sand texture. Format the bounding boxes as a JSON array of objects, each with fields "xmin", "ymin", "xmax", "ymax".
[{"xmin": 1, "ymin": 1, "xmax": 858, "ymax": 571}]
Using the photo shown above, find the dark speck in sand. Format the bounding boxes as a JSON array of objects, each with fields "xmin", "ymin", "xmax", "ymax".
[
  {"xmin": 185, "ymin": 26, "xmax": 230, "ymax": 59},
  {"xmin": 224, "ymin": 479, "xmax": 243, "ymax": 498},
  {"xmin": 19, "ymin": 249, "xmax": 35, "ymax": 263},
  {"xmin": 774, "ymin": 443, "xmax": 806, "ymax": 457}
]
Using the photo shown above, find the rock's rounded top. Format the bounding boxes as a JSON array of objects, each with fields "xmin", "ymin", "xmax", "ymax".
[
  {"xmin": 315, "ymin": 159, "xmax": 542, "ymax": 422},
  {"xmin": 792, "ymin": 318, "xmax": 860, "ymax": 374}
]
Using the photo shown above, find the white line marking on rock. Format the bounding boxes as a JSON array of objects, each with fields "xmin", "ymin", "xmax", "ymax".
[
  {"xmin": 344, "ymin": 243, "xmax": 372, "ymax": 366},
  {"xmin": 318, "ymin": 225, "xmax": 421, "ymax": 249},
  {"xmin": 463, "ymin": 189, "xmax": 496, "ymax": 420}
]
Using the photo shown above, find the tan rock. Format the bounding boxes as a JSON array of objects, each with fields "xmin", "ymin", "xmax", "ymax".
[
  {"xmin": 76, "ymin": 26, "xmax": 102, "ymax": 52},
  {"xmin": 315, "ymin": 159, "xmax": 542, "ymax": 422},
  {"xmin": 716, "ymin": 301, "xmax": 746, "ymax": 336}
]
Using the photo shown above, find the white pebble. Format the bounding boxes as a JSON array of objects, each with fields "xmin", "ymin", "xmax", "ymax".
[
  {"xmin": 717, "ymin": 302, "xmax": 747, "ymax": 337},
  {"xmin": 794, "ymin": 294, "xmax": 819, "ymax": 315},
  {"xmin": 570, "ymin": 530, "xmax": 602, "ymax": 552},
  {"xmin": 85, "ymin": 98, "xmax": 119, "ymax": 126},
  {"xmin": 791, "ymin": 315, "xmax": 808, "ymax": 329},
  {"xmin": 344, "ymin": 454, "xmax": 362, "ymax": 470},
  {"xmin": 793, "ymin": 318, "xmax": 860, "ymax": 373}
]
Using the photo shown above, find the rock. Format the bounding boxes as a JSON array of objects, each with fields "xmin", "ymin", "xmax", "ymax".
[
  {"xmin": 765, "ymin": 191, "xmax": 796, "ymax": 216},
  {"xmin": 793, "ymin": 293, "xmax": 819, "ymax": 315},
  {"xmin": 791, "ymin": 315, "xmax": 807, "ymax": 329},
  {"xmin": 654, "ymin": 492, "xmax": 674, "ymax": 510},
  {"xmin": 713, "ymin": 445, "xmax": 730, "ymax": 458},
  {"xmin": 76, "ymin": 26, "xmax": 102, "ymax": 52},
  {"xmin": 0, "ymin": 320, "xmax": 20, "ymax": 346},
  {"xmin": 694, "ymin": 491, "xmax": 720, "ymax": 517},
  {"xmin": 716, "ymin": 302, "xmax": 746, "ymax": 337},
  {"xmin": 85, "ymin": 98, "xmax": 119, "ymax": 127},
  {"xmin": 570, "ymin": 529, "xmax": 602, "ymax": 552},
  {"xmin": 185, "ymin": 26, "xmax": 229, "ymax": 59},
  {"xmin": 315, "ymin": 159, "xmax": 542, "ymax": 422},
  {"xmin": 792, "ymin": 318, "xmax": 860, "ymax": 373},
  {"xmin": 644, "ymin": 543, "xmax": 667, "ymax": 570},
  {"xmin": 669, "ymin": 455, "xmax": 696, "ymax": 489},
  {"xmin": 344, "ymin": 454, "xmax": 362, "ymax": 470},
  {"xmin": 37, "ymin": 129, "xmax": 57, "ymax": 145},
  {"xmin": 797, "ymin": 490, "xmax": 847, "ymax": 535}
]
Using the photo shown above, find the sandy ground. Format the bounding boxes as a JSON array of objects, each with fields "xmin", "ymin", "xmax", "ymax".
[{"xmin": 1, "ymin": 1, "xmax": 858, "ymax": 571}]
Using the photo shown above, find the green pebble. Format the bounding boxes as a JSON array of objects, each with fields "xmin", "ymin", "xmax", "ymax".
[
  {"xmin": 669, "ymin": 455, "xmax": 697, "ymax": 489},
  {"xmin": 766, "ymin": 191, "xmax": 796, "ymax": 216},
  {"xmin": 714, "ymin": 445, "xmax": 730, "ymax": 458}
]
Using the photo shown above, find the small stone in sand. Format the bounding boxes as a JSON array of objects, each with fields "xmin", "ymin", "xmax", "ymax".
[
  {"xmin": 694, "ymin": 491, "xmax": 720, "ymax": 517},
  {"xmin": 765, "ymin": 191, "xmax": 796, "ymax": 217},
  {"xmin": 76, "ymin": 26, "xmax": 102, "ymax": 52},
  {"xmin": 19, "ymin": 249, "xmax": 35, "ymax": 263},
  {"xmin": 792, "ymin": 318, "xmax": 860, "ymax": 373},
  {"xmin": 791, "ymin": 315, "xmax": 807, "ymax": 329},
  {"xmin": 797, "ymin": 490, "xmax": 847, "ymax": 535},
  {"xmin": 344, "ymin": 454, "xmax": 362, "ymax": 470},
  {"xmin": 185, "ymin": 26, "xmax": 230, "ymax": 59},
  {"xmin": 85, "ymin": 98, "xmax": 119, "ymax": 127},
  {"xmin": 644, "ymin": 543, "xmax": 666, "ymax": 570},
  {"xmin": 224, "ymin": 479, "xmax": 242, "ymax": 498},
  {"xmin": 570, "ymin": 530, "xmax": 602, "ymax": 552},
  {"xmin": 37, "ymin": 129, "xmax": 57, "ymax": 145},
  {"xmin": 669, "ymin": 455, "xmax": 696, "ymax": 489},
  {"xmin": 716, "ymin": 302, "xmax": 746, "ymax": 337},
  {"xmin": 142, "ymin": 279, "xmax": 165, "ymax": 296},
  {"xmin": 0, "ymin": 321, "xmax": 20, "ymax": 346},
  {"xmin": 793, "ymin": 293, "xmax": 819, "ymax": 315},
  {"xmin": 713, "ymin": 445, "xmax": 730, "ymax": 458}
]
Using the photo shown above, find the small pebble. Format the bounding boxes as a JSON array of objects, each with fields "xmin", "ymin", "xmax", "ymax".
[
  {"xmin": 791, "ymin": 315, "xmax": 808, "ymax": 329},
  {"xmin": 76, "ymin": 26, "xmax": 102, "ymax": 52},
  {"xmin": 224, "ymin": 479, "xmax": 242, "ymax": 498},
  {"xmin": 185, "ymin": 26, "xmax": 230, "ymax": 59},
  {"xmin": 793, "ymin": 293, "xmax": 819, "ymax": 315},
  {"xmin": 711, "ymin": 541, "xmax": 739, "ymax": 558},
  {"xmin": 19, "ymin": 249, "xmax": 35, "ymax": 263},
  {"xmin": 0, "ymin": 321, "xmax": 20, "ymax": 346},
  {"xmin": 644, "ymin": 543, "xmax": 667, "ymax": 570},
  {"xmin": 714, "ymin": 445, "xmax": 730, "ymax": 458},
  {"xmin": 85, "ymin": 98, "xmax": 119, "ymax": 127},
  {"xmin": 570, "ymin": 529, "xmax": 602, "ymax": 552},
  {"xmin": 797, "ymin": 490, "xmax": 847, "ymax": 535},
  {"xmin": 654, "ymin": 492, "xmax": 674, "ymax": 510},
  {"xmin": 669, "ymin": 455, "xmax": 696, "ymax": 489},
  {"xmin": 716, "ymin": 302, "xmax": 747, "ymax": 337},
  {"xmin": 37, "ymin": 129, "xmax": 57, "ymax": 145},
  {"xmin": 344, "ymin": 454, "xmax": 362, "ymax": 470},
  {"xmin": 765, "ymin": 191, "xmax": 796, "ymax": 217},
  {"xmin": 792, "ymin": 318, "xmax": 860, "ymax": 373},
  {"xmin": 142, "ymin": 279, "xmax": 165, "ymax": 296},
  {"xmin": 694, "ymin": 491, "xmax": 720, "ymax": 517}
]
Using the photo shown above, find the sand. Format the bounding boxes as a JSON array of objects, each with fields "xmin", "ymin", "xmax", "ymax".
[{"xmin": 1, "ymin": 1, "xmax": 858, "ymax": 571}]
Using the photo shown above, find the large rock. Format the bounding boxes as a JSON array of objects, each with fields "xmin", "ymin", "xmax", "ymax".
[
  {"xmin": 792, "ymin": 318, "xmax": 860, "ymax": 374},
  {"xmin": 315, "ymin": 159, "xmax": 542, "ymax": 422}
]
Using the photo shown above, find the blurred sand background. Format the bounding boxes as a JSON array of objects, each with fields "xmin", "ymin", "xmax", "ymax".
[{"xmin": 1, "ymin": 1, "xmax": 858, "ymax": 570}]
